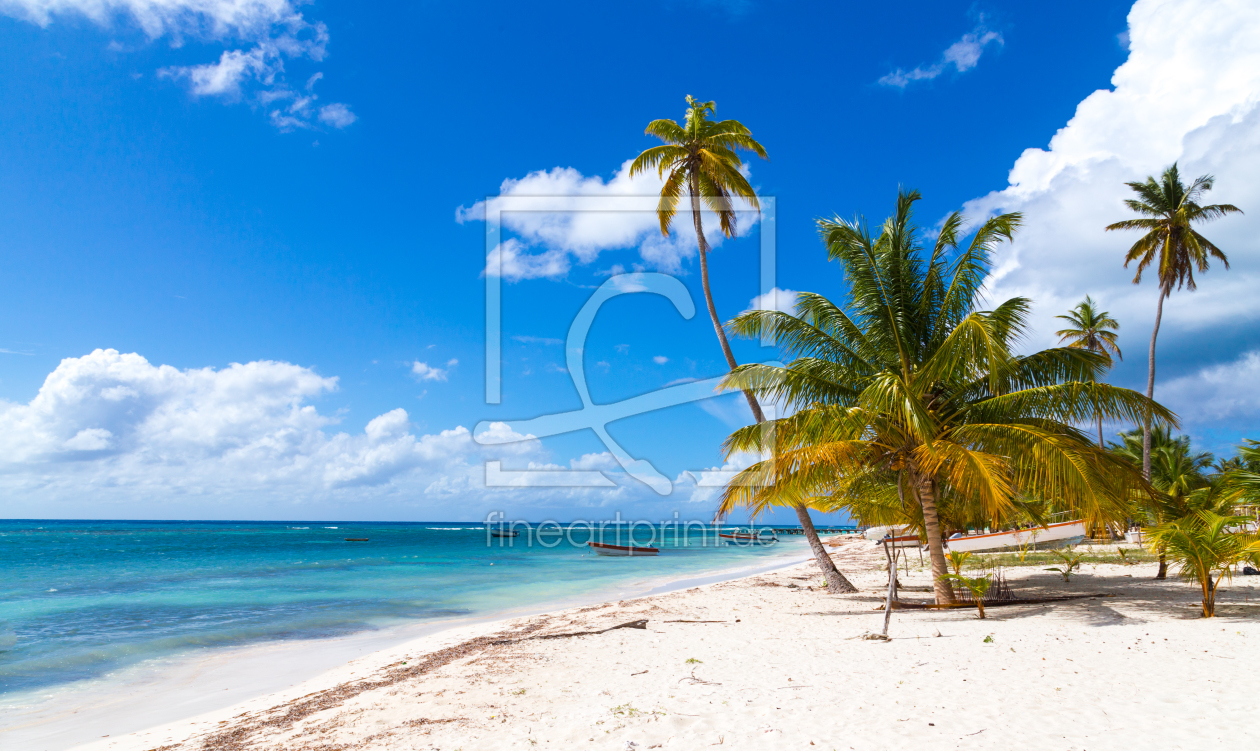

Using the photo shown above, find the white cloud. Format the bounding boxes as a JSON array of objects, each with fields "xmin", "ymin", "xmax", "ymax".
[
  {"xmin": 411, "ymin": 360, "xmax": 450, "ymax": 382},
  {"xmin": 1159, "ymin": 350, "xmax": 1260, "ymax": 423},
  {"xmin": 484, "ymin": 238, "xmax": 570, "ymax": 282},
  {"xmin": 2, "ymin": 0, "xmax": 353, "ymax": 131},
  {"xmin": 2, "ymin": 0, "xmax": 301, "ymax": 37},
  {"xmin": 744, "ymin": 286, "xmax": 800, "ymax": 315},
  {"xmin": 318, "ymin": 102, "xmax": 357, "ymax": 128},
  {"xmin": 674, "ymin": 451, "xmax": 760, "ymax": 506},
  {"xmin": 652, "ymin": 355, "xmax": 669, "ymax": 365},
  {"xmin": 177, "ymin": 46, "xmax": 268, "ymax": 97},
  {"xmin": 879, "ymin": 18, "xmax": 1003, "ymax": 88},
  {"xmin": 963, "ymin": 0, "xmax": 1260, "ymax": 352},
  {"xmin": 64, "ymin": 427, "xmax": 113, "ymax": 451},
  {"xmin": 458, "ymin": 159, "xmax": 760, "ymax": 279},
  {"xmin": 569, "ymin": 452, "xmax": 619, "ymax": 471},
  {"xmin": 607, "ymin": 273, "xmax": 650, "ymax": 293},
  {"xmin": 0, "ymin": 349, "xmax": 767, "ymax": 519},
  {"xmin": 0, "ymin": 349, "xmax": 561, "ymax": 512}
]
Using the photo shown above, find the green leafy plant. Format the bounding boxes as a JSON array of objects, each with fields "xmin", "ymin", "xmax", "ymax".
[
  {"xmin": 1111, "ymin": 426, "xmax": 1215, "ymax": 578},
  {"xmin": 717, "ymin": 190, "xmax": 1168, "ymax": 607},
  {"xmin": 1145, "ymin": 510, "xmax": 1260, "ymax": 617},
  {"xmin": 1045, "ymin": 549, "xmax": 1084, "ymax": 582},
  {"xmin": 938, "ymin": 573, "xmax": 992, "ymax": 619},
  {"xmin": 685, "ymin": 658, "xmax": 703, "ymax": 664},
  {"xmin": 947, "ymin": 550, "xmax": 972, "ymax": 576},
  {"xmin": 983, "ymin": 635, "xmax": 994, "ymax": 643},
  {"xmin": 1116, "ymin": 547, "xmax": 1135, "ymax": 565},
  {"xmin": 1016, "ymin": 538, "xmax": 1034, "ymax": 563}
]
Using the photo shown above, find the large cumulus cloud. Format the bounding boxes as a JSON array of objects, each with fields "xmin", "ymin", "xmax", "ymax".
[
  {"xmin": 962, "ymin": 0, "xmax": 1260, "ymax": 449},
  {"xmin": 0, "ymin": 349, "xmax": 541, "ymax": 513}
]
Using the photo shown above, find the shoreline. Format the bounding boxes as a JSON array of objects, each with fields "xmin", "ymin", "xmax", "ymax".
[
  {"xmin": 61, "ymin": 536, "xmax": 1260, "ymax": 751},
  {"xmin": 2, "ymin": 542, "xmax": 814, "ymax": 751}
]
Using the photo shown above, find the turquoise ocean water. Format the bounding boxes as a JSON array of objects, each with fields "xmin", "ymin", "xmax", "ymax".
[{"xmin": 0, "ymin": 520, "xmax": 828, "ymax": 702}]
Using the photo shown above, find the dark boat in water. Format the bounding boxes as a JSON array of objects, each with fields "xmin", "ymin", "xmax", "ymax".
[
  {"xmin": 489, "ymin": 529, "xmax": 520, "ymax": 538},
  {"xmin": 719, "ymin": 529, "xmax": 777, "ymax": 545},
  {"xmin": 588, "ymin": 541, "xmax": 659, "ymax": 557}
]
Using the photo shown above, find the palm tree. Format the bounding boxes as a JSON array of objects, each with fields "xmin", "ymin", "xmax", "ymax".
[
  {"xmin": 1145, "ymin": 504, "xmax": 1260, "ymax": 617},
  {"xmin": 629, "ymin": 98, "xmax": 854, "ymax": 593},
  {"xmin": 1111, "ymin": 426, "xmax": 1213, "ymax": 578},
  {"xmin": 1236, "ymin": 439, "xmax": 1260, "ymax": 474},
  {"xmin": 630, "ymin": 95, "xmax": 768, "ymax": 423},
  {"xmin": 1055, "ymin": 297, "xmax": 1122, "ymax": 449},
  {"xmin": 1105, "ymin": 164, "xmax": 1242, "ymax": 481},
  {"xmin": 718, "ymin": 190, "xmax": 1171, "ymax": 604}
]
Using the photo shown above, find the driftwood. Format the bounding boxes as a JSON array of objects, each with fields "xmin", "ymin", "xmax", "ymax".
[
  {"xmin": 876, "ymin": 594, "xmax": 1115, "ymax": 610},
  {"xmin": 535, "ymin": 619, "xmax": 649, "ymax": 639}
]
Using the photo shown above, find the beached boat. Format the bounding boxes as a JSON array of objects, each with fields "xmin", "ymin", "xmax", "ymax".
[
  {"xmin": 863, "ymin": 526, "xmax": 922, "ymax": 547},
  {"xmin": 944, "ymin": 519, "xmax": 1087, "ymax": 554},
  {"xmin": 718, "ymin": 530, "xmax": 777, "ymax": 545},
  {"xmin": 587, "ymin": 541, "xmax": 659, "ymax": 557},
  {"xmin": 874, "ymin": 534, "xmax": 923, "ymax": 548}
]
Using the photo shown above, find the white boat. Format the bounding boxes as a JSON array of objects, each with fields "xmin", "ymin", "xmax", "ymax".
[
  {"xmin": 944, "ymin": 519, "xmax": 1087, "ymax": 554},
  {"xmin": 863, "ymin": 525, "xmax": 910, "ymax": 541},
  {"xmin": 874, "ymin": 534, "xmax": 923, "ymax": 548},
  {"xmin": 863, "ymin": 526, "xmax": 921, "ymax": 548},
  {"xmin": 588, "ymin": 541, "xmax": 659, "ymax": 557}
]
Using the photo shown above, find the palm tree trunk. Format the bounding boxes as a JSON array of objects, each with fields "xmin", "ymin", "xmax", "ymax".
[
  {"xmin": 1156, "ymin": 547, "xmax": 1168, "ymax": 580},
  {"xmin": 686, "ymin": 176, "xmax": 853, "ymax": 593},
  {"xmin": 1097, "ymin": 413, "xmax": 1105, "ymax": 451},
  {"xmin": 1142, "ymin": 282, "xmax": 1169, "ymax": 481},
  {"xmin": 914, "ymin": 471, "xmax": 956, "ymax": 605},
  {"xmin": 793, "ymin": 502, "xmax": 857, "ymax": 593},
  {"xmin": 688, "ymin": 177, "xmax": 764, "ymax": 424}
]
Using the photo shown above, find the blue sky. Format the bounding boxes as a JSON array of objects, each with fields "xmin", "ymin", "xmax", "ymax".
[{"xmin": 1, "ymin": 0, "xmax": 1257, "ymax": 521}]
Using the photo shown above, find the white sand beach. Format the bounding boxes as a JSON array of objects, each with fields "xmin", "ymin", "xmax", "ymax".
[{"xmin": 69, "ymin": 538, "xmax": 1260, "ymax": 751}]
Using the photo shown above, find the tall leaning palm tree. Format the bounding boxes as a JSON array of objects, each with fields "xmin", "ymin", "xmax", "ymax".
[
  {"xmin": 629, "ymin": 97, "xmax": 855, "ymax": 593},
  {"xmin": 719, "ymin": 190, "xmax": 1172, "ymax": 604},
  {"xmin": 1056, "ymin": 297, "xmax": 1122, "ymax": 449},
  {"xmin": 1106, "ymin": 164, "xmax": 1242, "ymax": 481},
  {"xmin": 629, "ymin": 96, "xmax": 768, "ymax": 421}
]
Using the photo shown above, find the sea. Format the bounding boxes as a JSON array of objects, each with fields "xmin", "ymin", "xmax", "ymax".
[{"xmin": 0, "ymin": 519, "xmax": 828, "ymax": 748}]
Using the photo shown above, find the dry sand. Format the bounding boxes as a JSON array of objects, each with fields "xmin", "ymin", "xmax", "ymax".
[{"xmin": 71, "ymin": 538, "xmax": 1260, "ymax": 751}]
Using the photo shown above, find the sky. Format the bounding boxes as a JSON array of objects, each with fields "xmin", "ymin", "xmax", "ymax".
[{"xmin": 0, "ymin": 0, "xmax": 1257, "ymax": 522}]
